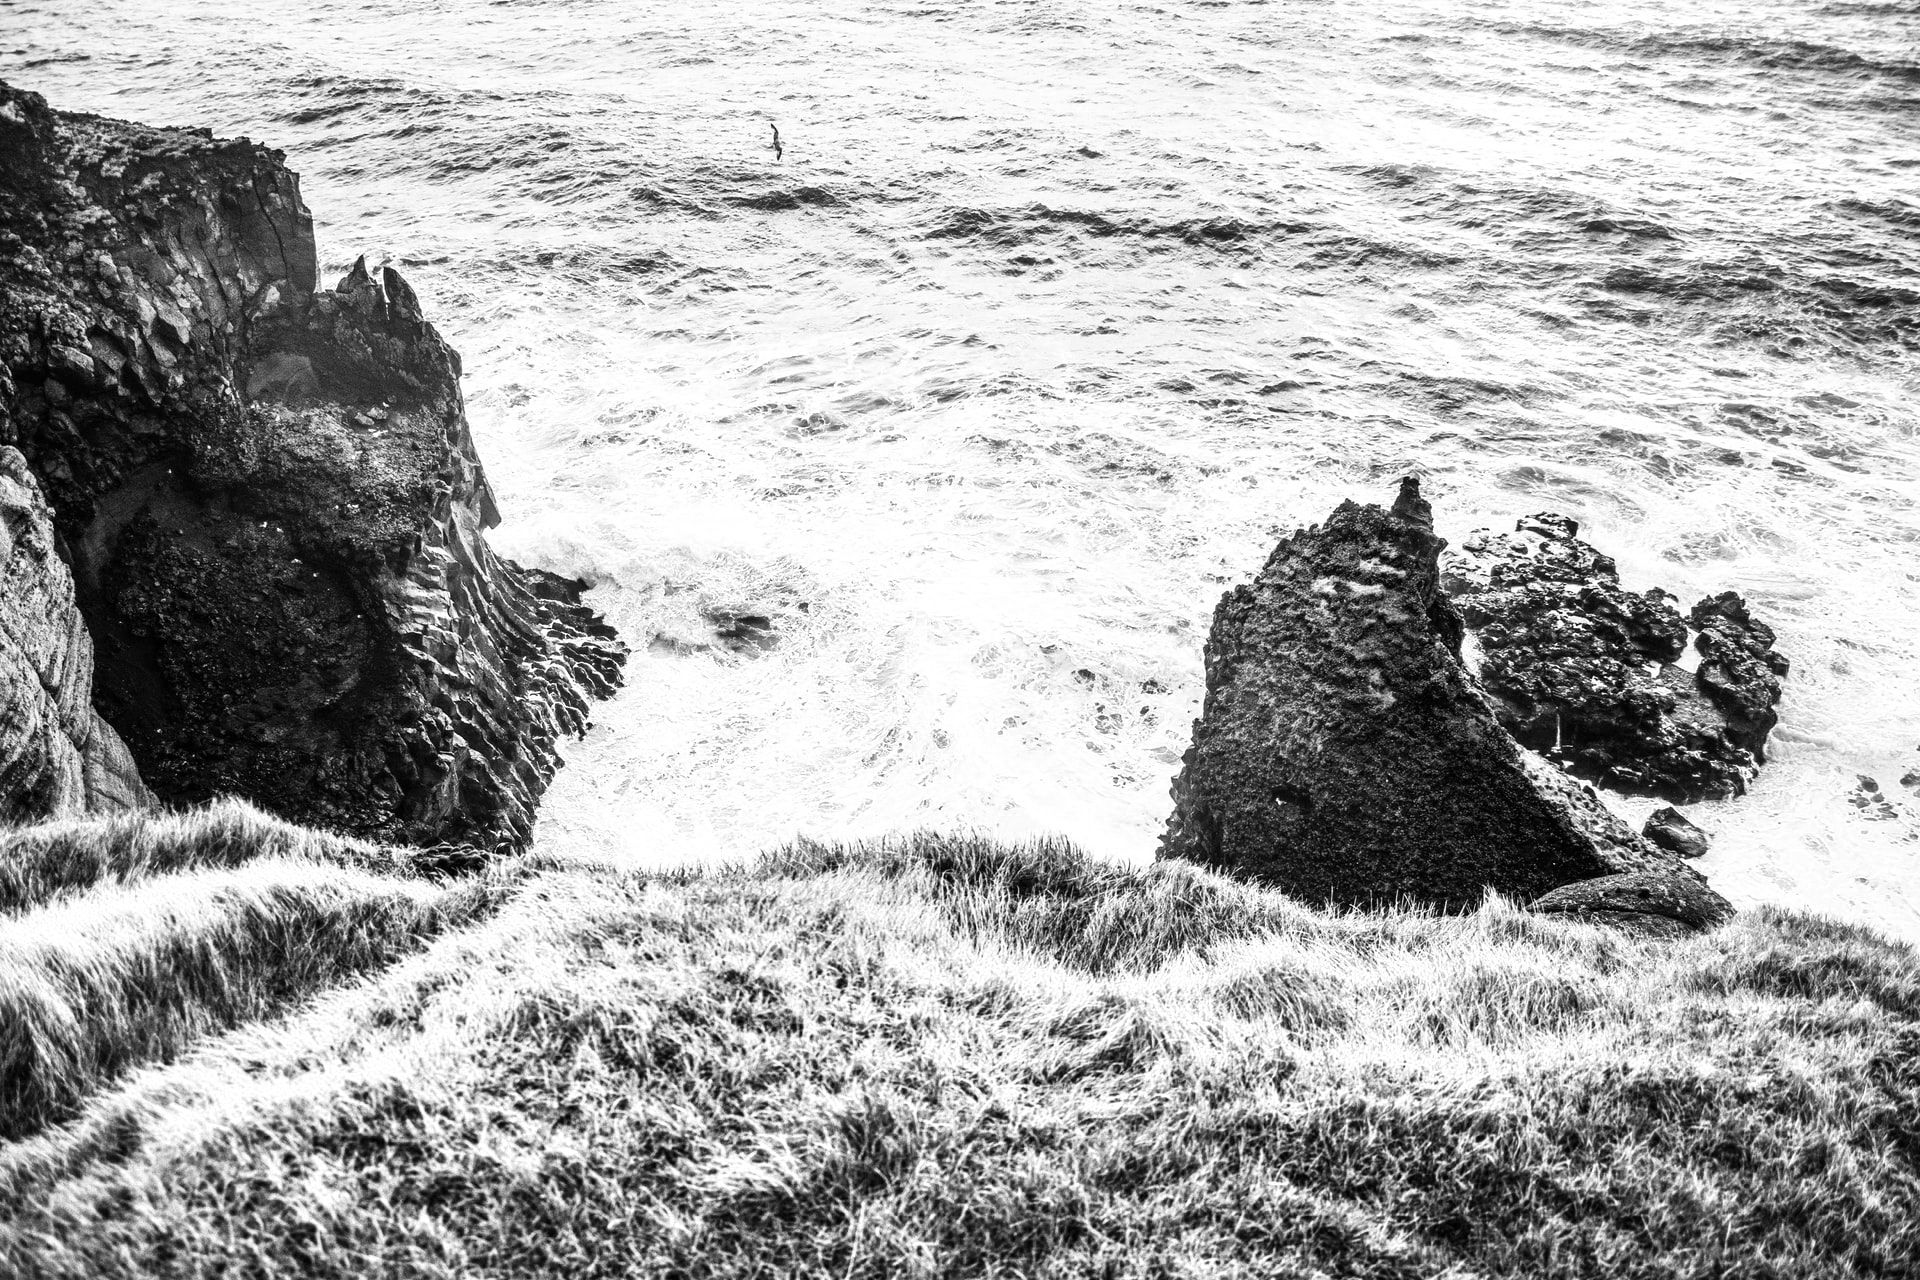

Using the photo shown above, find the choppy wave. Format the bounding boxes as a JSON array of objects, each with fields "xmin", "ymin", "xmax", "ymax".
[{"xmin": 6, "ymin": 0, "xmax": 1920, "ymax": 937}]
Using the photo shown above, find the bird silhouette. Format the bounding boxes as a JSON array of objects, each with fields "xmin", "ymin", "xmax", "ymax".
[{"xmin": 770, "ymin": 123, "xmax": 783, "ymax": 161}]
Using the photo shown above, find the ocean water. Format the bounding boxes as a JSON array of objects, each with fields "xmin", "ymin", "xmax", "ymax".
[{"xmin": 6, "ymin": 0, "xmax": 1919, "ymax": 935}]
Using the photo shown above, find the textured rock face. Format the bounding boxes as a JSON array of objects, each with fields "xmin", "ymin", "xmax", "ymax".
[
  {"xmin": 0, "ymin": 446, "xmax": 151, "ymax": 822},
  {"xmin": 0, "ymin": 82, "xmax": 624, "ymax": 852},
  {"xmin": 1690, "ymin": 590, "xmax": 1789, "ymax": 755},
  {"xmin": 1159, "ymin": 478, "xmax": 1716, "ymax": 912},
  {"xmin": 1643, "ymin": 805, "xmax": 1711, "ymax": 859},
  {"xmin": 1442, "ymin": 515, "xmax": 1788, "ymax": 803},
  {"xmin": 1528, "ymin": 869, "xmax": 1734, "ymax": 936}
]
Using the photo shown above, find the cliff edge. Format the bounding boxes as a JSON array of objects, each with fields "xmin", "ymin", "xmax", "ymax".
[{"xmin": 0, "ymin": 82, "xmax": 624, "ymax": 852}]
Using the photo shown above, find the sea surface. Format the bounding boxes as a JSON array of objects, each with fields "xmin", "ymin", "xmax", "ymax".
[{"xmin": 6, "ymin": 0, "xmax": 1919, "ymax": 935}]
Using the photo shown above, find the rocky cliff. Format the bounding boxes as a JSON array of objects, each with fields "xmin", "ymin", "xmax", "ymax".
[
  {"xmin": 0, "ymin": 82, "xmax": 624, "ymax": 852},
  {"xmin": 1160, "ymin": 479, "xmax": 1722, "ymax": 920},
  {"xmin": 0, "ymin": 445, "xmax": 150, "ymax": 822}
]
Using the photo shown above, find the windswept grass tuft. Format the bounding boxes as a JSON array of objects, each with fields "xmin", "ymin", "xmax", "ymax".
[
  {"xmin": 756, "ymin": 830, "xmax": 1336, "ymax": 973},
  {"xmin": 0, "ymin": 797, "xmax": 407, "ymax": 914},
  {"xmin": 0, "ymin": 832, "xmax": 1914, "ymax": 1278},
  {"xmin": 0, "ymin": 804, "xmax": 512, "ymax": 1143}
]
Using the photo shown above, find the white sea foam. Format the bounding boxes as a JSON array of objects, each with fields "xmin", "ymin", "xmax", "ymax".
[{"xmin": 8, "ymin": 0, "xmax": 1919, "ymax": 936}]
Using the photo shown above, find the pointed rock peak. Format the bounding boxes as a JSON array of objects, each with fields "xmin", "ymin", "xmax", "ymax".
[
  {"xmin": 382, "ymin": 265, "xmax": 423, "ymax": 323},
  {"xmin": 335, "ymin": 254, "xmax": 371, "ymax": 293},
  {"xmin": 1390, "ymin": 474, "xmax": 1432, "ymax": 526}
]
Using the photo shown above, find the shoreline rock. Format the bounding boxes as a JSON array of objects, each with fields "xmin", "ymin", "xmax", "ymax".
[
  {"xmin": 1643, "ymin": 805, "xmax": 1712, "ymax": 859},
  {"xmin": 0, "ymin": 81, "xmax": 624, "ymax": 852},
  {"xmin": 1159, "ymin": 478, "xmax": 1723, "ymax": 920},
  {"xmin": 1441, "ymin": 513, "xmax": 1788, "ymax": 803}
]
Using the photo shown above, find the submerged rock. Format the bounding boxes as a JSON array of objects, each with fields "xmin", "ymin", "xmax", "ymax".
[
  {"xmin": 1850, "ymin": 775, "xmax": 1901, "ymax": 823},
  {"xmin": 1442, "ymin": 514, "xmax": 1787, "ymax": 803},
  {"xmin": 1159, "ymin": 478, "xmax": 1717, "ymax": 913},
  {"xmin": 0, "ymin": 446, "xmax": 152, "ymax": 822},
  {"xmin": 0, "ymin": 82, "xmax": 624, "ymax": 852}
]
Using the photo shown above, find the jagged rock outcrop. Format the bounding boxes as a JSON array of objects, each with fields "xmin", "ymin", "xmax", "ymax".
[
  {"xmin": 1, "ymin": 446, "xmax": 151, "ymax": 821},
  {"xmin": 1159, "ymin": 478, "xmax": 1724, "ymax": 919},
  {"xmin": 0, "ymin": 82, "xmax": 624, "ymax": 852},
  {"xmin": 1441, "ymin": 514, "xmax": 1788, "ymax": 803}
]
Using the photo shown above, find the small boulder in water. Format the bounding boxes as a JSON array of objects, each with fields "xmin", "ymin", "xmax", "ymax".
[
  {"xmin": 1850, "ymin": 776, "xmax": 1901, "ymax": 822},
  {"xmin": 1159, "ymin": 478, "xmax": 1713, "ymax": 913},
  {"xmin": 1442, "ymin": 514, "xmax": 1787, "ymax": 803},
  {"xmin": 708, "ymin": 610, "xmax": 778, "ymax": 654},
  {"xmin": 1643, "ymin": 805, "xmax": 1712, "ymax": 859}
]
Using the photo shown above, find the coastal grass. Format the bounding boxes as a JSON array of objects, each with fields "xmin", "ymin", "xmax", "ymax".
[
  {"xmin": 0, "ymin": 797, "xmax": 407, "ymax": 915},
  {"xmin": 0, "ymin": 831, "xmax": 1913, "ymax": 1277},
  {"xmin": 0, "ymin": 804, "xmax": 511, "ymax": 1142}
]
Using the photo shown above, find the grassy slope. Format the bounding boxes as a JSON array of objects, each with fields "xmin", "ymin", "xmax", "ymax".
[
  {"xmin": 0, "ymin": 798, "xmax": 448, "ymax": 913},
  {"xmin": 0, "ymin": 832, "xmax": 1915, "ymax": 1278},
  {"xmin": 0, "ymin": 802, "xmax": 508, "ymax": 1142}
]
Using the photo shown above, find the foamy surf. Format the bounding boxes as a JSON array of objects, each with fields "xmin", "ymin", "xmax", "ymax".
[{"xmin": 7, "ymin": 0, "xmax": 1918, "ymax": 936}]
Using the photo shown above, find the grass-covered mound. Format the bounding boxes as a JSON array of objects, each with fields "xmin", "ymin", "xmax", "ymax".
[{"xmin": 0, "ymin": 831, "xmax": 1915, "ymax": 1277}]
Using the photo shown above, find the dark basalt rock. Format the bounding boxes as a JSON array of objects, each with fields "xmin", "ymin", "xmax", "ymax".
[
  {"xmin": 1643, "ymin": 805, "xmax": 1712, "ymax": 859},
  {"xmin": 0, "ymin": 82, "xmax": 625, "ymax": 852},
  {"xmin": 1691, "ymin": 590, "xmax": 1790, "ymax": 750},
  {"xmin": 1159, "ymin": 478, "xmax": 1719, "ymax": 913},
  {"xmin": 1528, "ymin": 869, "xmax": 1735, "ymax": 935},
  {"xmin": 1441, "ymin": 514, "xmax": 1788, "ymax": 803}
]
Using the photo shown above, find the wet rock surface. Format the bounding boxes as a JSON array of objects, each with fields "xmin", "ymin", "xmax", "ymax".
[
  {"xmin": 0, "ymin": 446, "xmax": 151, "ymax": 822},
  {"xmin": 1851, "ymin": 775, "xmax": 1902, "ymax": 823},
  {"xmin": 1442, "ymin": 513, "xmax": 1788, "ymax": 803},
  {"xmin": 1642, "ymin": 805, "xmax": 1712, "ymax": 859},
  {"xmin": 0, "ymin": 82, "xmax": 625, "ymax": 852},
  {"xmin": 1159, "ymin": 478, "xmax": 1717, "ymax": 913}
]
